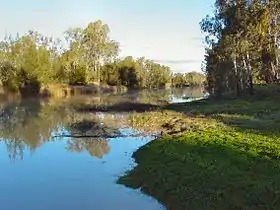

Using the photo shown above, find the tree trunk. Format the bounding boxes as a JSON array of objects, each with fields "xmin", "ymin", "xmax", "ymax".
[
  {"xmin": 233, "ymin": 58, "xmax": 240, "ymax": 97},
  {"xmin": 242, "ymin": 56, "xmax": 248, "ymax": 90},
  {"xmin": 274, "ymin": 33, "xmax": 279, "ymax": 82},
  {"xmin": 261, "ymin": 49, "xmax": 275, "ymax": 83},
  {"xmin": 246, "ymin": 53, "xmax": 254, "ymax": 95},
  {"xmin": 272, "ymin": 9, "xmax": 279, "ymax": 81}
]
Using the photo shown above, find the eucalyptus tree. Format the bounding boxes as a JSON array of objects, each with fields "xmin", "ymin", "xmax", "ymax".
[
  {"xmin": 82, "ymin": 20, "xmax": 119, "ymax": 83},
  {"xmin": 201, "ymin": 0, "xmax": 280, "ymax": 97}
]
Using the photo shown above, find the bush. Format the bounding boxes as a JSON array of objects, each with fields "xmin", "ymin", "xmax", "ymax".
[
  {"xmin": 17, "ymin": 68, "xmax": 41, "ymax": 97},
  {"xmin": 69, "ymin": 65, "xmax": 87, "ymax": 85},
  {"xmin": 0, "ymin": 62, "xmax": 19, "ymax": 93}
]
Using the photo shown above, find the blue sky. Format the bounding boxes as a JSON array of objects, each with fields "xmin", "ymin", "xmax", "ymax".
[{"xmin": 0, "ymin": 0, "xmax": 214, "ymax": 73}]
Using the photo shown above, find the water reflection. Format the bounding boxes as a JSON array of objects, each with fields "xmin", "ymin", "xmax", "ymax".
[
  {"xmin": 0, "ymin": 101, "xmax": 116, "ymax": 160},
  {"xmin": 66, "ymin": 138, "xmax": 109, "ymax": 158},
  {"xmin": 0, "ymin": 87, "xmax": 204, "ymax": 161},
  {"xmin": 0, "ymin": 99, "xmax": 66, "ymax": 143},
  {"xmin": 169, "ymin": 86, "xmax": 206, "ymax": 103},
  {"xmin": 4, "ymin": 139, "xmax": 26, "ymax": 161},
  {"xmin": 0, "ymin": 87, "xmax": 203, "ymax": 210},
  {"xmin": 0, "ymin": 99, "xmax": 68, "ymax": 160},
  {"xmin": 64, "ymin": 120, "xmax": 119, "ymax": 158}
]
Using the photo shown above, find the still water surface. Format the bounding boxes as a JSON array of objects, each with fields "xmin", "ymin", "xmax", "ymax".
[{"xmin": 0, "ymin": 88, "xmax": 204, "ymax": 210}]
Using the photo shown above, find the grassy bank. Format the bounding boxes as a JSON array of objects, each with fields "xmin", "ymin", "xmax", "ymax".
[{"xmin": 119, "ymin": 85, "xmax": 280, "ymax": 210}]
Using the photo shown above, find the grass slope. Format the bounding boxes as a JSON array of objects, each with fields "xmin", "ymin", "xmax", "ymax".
[{"xmin": 119, "ymin": 85, "xmax": 280, "ymax": 210}]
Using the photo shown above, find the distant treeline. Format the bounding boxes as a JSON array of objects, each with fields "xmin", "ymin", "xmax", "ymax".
[
  {"xmin": 172, "ymin": 71, "xmax": 206, "ymax": 87},
  {"xmin": 201, "ymin": 0, "xmax": 280, "ymax": 97},
  {"xmin": 100, "ymin": 56, "xmax": 171, "ymax": 89},
  {"xmin": 0, "ymin": 20, "xmax": 201, "ymax": 96}
]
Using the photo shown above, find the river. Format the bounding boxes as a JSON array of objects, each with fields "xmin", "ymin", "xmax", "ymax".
[{"xmin": 0, "ymin": 87, "xmax": 204, "ymax": 210}]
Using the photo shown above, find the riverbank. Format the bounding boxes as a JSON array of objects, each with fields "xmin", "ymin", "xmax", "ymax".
[
  {"xmin": 0, "ymin": 83, "xmax": 128, "ymax": 100},
  {"xmin": 119, "ymin": 84, "xmax": 280, "ymax": 210},
  {"xmin": 41, "ymin": 83, "xmax": 128, "ymax": 98}
]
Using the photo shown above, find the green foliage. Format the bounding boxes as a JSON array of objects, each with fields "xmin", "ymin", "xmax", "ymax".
[
  {"xmin": 0, "ymin": 32, "xmax": 54, "ymax": 95},
  {"xmin": 0, "ymin": 20, "xmax": 174, "ymax": 96},
  {"xmin": 201, "ymin": 0, "xmax": 280, "ymax": 97},
  {"xmin": 118, "ymin": 56, "xmax": 139, "ymax": 87},
  {"xmin": 172, "ymin": 71, "xmax": 205, "ymax": 87},
  {"xmin": 172, "ymin": 73, "xmax": 185, "ymax": 87},
  {"xmin": 17, "ymin": 68, "xmax": 41, "ymax": 97},
  {"xmin": 0, "ymin": 62, "xmax": 19, "ymax": 92},
  {"xmin": 69, "ymin": 64, "xmax": 87, "ymax": 85},
  {"xmin": 100, "ymin": 63, "xmax": 119, "ymax": 86},
  {"xmin": 100, "ymin": 57, "xmax": 172, "ymax": 89}
]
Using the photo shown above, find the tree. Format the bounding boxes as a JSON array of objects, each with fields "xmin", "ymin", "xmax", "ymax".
[
  {"xmin": 201, "ymin": 0, "xmax": 280, "ymax": 97},
  {"xmin": 0, "ymin": 20, "xmax": 174, "ymax": 96},
  {"xmin": 82, "ymin": 20, "xmax": 119, "ymax": 83},
  {"xmin": 172, "ymin": 72, "xmax": 205, "ymax": 88}
]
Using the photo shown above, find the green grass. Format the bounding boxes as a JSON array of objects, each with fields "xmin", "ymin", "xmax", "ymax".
[
  {"xmin": 119, "ymin": 127, "xmax": 280, "ymax": 210},
  {"xmin": 118, "ymin": 84, "xmax": 280, "ymax": 210}
]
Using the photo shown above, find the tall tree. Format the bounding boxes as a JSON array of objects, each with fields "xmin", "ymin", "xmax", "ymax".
[
  {"xmin": 82, "ymin": 20, "xmax": 119, "ymax": 83},
  {"xmin": 201, "ymin": 0, "xmax": 280, "ymax": 97}
]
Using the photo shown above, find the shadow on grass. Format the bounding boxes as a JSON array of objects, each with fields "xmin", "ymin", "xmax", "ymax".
[
  {"xmin": 118, "ymin": 131, "xmax": 280, "ymax": 210},
  {"xmin": 163, "ymin": 95, "xmax": 280, "ymax": 135},
  {"xmin": 165, "ymin": 97, "xmax": 280, "ymax": 116}
]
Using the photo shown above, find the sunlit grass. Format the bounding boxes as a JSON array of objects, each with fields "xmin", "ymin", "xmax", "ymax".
[
  {"xmin": 119, "ymin": 84, "xmax": 280, "ymax": 210},
  {"xmin": 119, "ymin": 124, "xmax": 280, "ymax": 209}
]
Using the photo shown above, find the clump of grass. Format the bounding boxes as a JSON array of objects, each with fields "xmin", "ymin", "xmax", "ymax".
[{"xmin": 127, "ymin": 110, "xmax": 222, "ymax": 135}]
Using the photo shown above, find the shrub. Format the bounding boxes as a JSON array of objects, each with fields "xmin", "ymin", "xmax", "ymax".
[
  {"xmin": 69, "ymin": 65, "xmax": 87, "ymax": 85},
  {"xmin": 0, "ymin": 62, "xmax": 19, "ymax": 93}
]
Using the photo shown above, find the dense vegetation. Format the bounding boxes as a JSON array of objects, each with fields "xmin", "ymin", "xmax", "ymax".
[
  {"xmin": 100, "ymin": 56, "xmax": 171, "ymax": 89},
  {"xmin": 0, "ymin": 20, "xmax": 203, "ymax": 96},
  {"xmin": 201, "ymin": 0, "xmax": 280, "ymax": 97},
  {"xmin": 171, "ymin": 71, "xmax": 206, "ymax": 87}
]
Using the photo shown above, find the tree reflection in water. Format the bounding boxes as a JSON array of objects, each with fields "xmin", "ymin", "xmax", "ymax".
[
  {"xmin": 4, "ymin": 139, "xmax": 26, "ymax": 161},
  {"xmin": 0, "ymin": 88, "xmax": 200, "ymax": 161},
  {"xmin": 0, "ymin": 98, "xmax": 71, "ymax": 161},
  {"xmin": 64, "ymin": 119, "xmax": 121, "ymax": 158},
  {"xmin": 66, "ymin": 138, "xmax": 109, "ymax": 159},
  {"xmin": 0, "ymin": 98, "xmax": 122, "ymax": 161}
]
